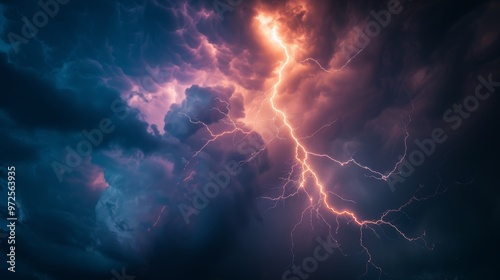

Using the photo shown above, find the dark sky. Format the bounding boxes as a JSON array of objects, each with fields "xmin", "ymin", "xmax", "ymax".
[{"xmin": 0, "ymin": 0, "xmax": 499, "ymax": 279}]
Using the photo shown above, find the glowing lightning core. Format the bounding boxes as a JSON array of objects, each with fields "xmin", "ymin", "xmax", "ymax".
[
  {"xmin": 258, "ymin": 16, "xmax": 436, "ymax": 278},
  {"xmin": 150, "ymin": 12, "xmax": 445, "ymax": 279}
]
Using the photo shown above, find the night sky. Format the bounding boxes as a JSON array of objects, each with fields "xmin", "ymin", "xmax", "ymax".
[{"xmin": 0, "ymin": 0, "xmax": 500, "ymax": 279}]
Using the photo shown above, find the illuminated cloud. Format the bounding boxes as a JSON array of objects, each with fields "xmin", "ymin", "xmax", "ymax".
[{"xmin": 0, "ymin": 0, "xmax": 499, "ymax": 279}]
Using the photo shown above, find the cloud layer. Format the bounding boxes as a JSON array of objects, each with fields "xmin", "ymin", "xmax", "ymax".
[{"xmin": 1, "ymin": 0, "xmax": 500, "ymax": 279}]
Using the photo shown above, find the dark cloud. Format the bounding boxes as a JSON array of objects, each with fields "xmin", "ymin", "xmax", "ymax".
[
  {"xmin": 164, "ymin": 85, "xmax": 233, "ymax": 139},
  {"xmin": 0, "ymin": 0, "xmax": 499, "ymax": 279}
]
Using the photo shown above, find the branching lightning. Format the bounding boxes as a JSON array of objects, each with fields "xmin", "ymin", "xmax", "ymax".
[
  {"xmin": 150, "ymin": 11, "xmax": 448, "ymax": 279},
  {"xmin": 254, "ymin": 15, "xmax": 438, "ymax": 279}
]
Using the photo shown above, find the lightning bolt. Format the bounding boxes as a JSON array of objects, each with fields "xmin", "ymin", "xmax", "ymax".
[
  {"xmin": 148, "ymin": 11, "xmax": 449, "ymax": 279},
  {"xmin": 255, "ymin": 15, "xmax": 439, "ymax": 278}
]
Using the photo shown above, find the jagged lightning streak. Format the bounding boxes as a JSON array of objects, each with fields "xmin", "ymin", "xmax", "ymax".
[
  {"xmin": 256, "ymin": 15, "xmax": 437, "ymax": 278},
  {"xmin": 181, "ymin": 96, "xmax": 282, "ymax": 170},
  {"xmin": 150, "ymin": 11, "xmax": 440, "ymax": 278}
]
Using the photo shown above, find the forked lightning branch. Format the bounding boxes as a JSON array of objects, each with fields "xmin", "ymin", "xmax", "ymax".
[{"xmin": 6, "ymin": 166, "xmax": 16, "ymax": 273}]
